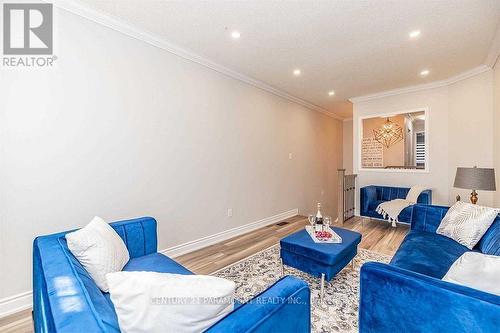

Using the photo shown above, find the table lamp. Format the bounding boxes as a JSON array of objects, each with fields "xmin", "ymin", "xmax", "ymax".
[{"xmin": 453, "ymin": 166, "xmax": 496, "ymax": 204}]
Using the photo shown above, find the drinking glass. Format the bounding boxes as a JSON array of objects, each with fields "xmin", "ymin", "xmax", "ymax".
[
  {"xmin": 324, "ymin": 216, "xmax": 332, "ymax": 229},
  {"xmin": 308, "ymin": 214, "xmax": 316, "ymax": 227}
]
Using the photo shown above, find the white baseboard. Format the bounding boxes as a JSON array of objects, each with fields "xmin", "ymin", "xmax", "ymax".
[
  {"xmin": 0, "ymin": 291, "xmax": 32, "ymax": 319},
  {"xmin": 161, "ymin": 208, "xmax": 299, "ymax": 258},
  {"xmin": 0, "ymin": 208, "xmax": 298, "ymax": 319}
]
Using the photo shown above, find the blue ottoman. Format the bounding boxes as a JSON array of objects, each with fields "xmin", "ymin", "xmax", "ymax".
[{"xmin": 280, "ymin": 227, "xmax": 362, "ymax": 300}]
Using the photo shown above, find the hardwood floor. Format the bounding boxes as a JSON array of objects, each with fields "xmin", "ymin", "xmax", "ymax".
[
  {"xmin": 341, "ymin": 216, "xmax": 410, "ymax": 256},
  {"xmin": 0, "ymin": 215, "xmax": 408, "ymax": 333},
  {"xmin": 0, "ymin": 309, "xmax": 32, "ymax": 333},
  {"xmin": 176, "ymin": 215, "xmax": 309, "ymax": 274},
  {"xmin": 176, "ymin": 215, "xmax": 409, "ymax": 274}
]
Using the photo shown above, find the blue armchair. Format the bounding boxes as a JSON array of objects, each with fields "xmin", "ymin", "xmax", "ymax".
[
  {"xmin": 359, "ymin": 204, "xmax": 500, "ymax": 333},
  {"xmin": 360, "ymin": 185, "xmax": 432, "ymax": 223},
  {"xmin": 33, "ymin": 217, "xmax": 311, "ymax": 332}
]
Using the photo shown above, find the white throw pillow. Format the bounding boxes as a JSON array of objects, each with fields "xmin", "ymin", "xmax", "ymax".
[
  {"xmin": 436, "ymin": 201, "xmax": 499, "ymax": 249},
  {"xmin": 106, "ymin": 271, "xmax": 235, "ymax": 333},
  {"xmin": 443, "ymin": 252, "xmax": 500, "ymax": 296},
  {"xmin": 66, "ymin": 216, "xmax": 129, "ymax": 292}
]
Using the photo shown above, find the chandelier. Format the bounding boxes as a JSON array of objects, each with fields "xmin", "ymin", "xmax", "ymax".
[{"xmin": 373, "ymin": 118, "xmax": 403, "ymax": 148}]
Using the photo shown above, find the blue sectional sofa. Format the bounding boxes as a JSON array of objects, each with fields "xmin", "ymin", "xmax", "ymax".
[
  {"xmin": 33, "ymin": 217, "xmax": 311, "ymax": 333},
  {"xmin": 359, "ymin": 204, "xmax": 500, "ymax": 333},
  {"xmin": 360, "ymin": 185, "xmax": 432, "ymax": 223}
]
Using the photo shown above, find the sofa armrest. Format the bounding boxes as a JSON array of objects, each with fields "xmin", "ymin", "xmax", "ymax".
[
  {"xmin": 417, "ymin": 189, "xmax": 432, "ymax": 204},
  {"xmin": 110, "ymin": 217, "xmax": 158, "ymax": 258},
  {"xmin": 410, "ymin": 204, "xmax": 449, "ymax": 233},
  {"xmin": 359, "ymin": 262, "xmax": 500, "ymax": 333},
  {"xmin": 33, "ymin": 235, "xmax": 111, "ymax": 333},
  {"xmin": 360, "ymin": 186, "xmax": 377, "ymax": 215},
  {"xmin": 207, "ymin": 276, "xmax": 310, "ymax": 333}
]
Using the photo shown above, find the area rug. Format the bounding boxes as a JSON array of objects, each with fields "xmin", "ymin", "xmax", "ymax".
[{"xmin": 212, "ymin": 245, "xmax": 391, "ymax": 333}]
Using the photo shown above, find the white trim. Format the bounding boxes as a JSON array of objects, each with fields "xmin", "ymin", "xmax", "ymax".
[
  {"xmin": 349, "ymin": 65, "xmax": 491, "ymax": 103},
  {"xmin": 343, "ymin": 118, "xmax": 353, "ymax": 122},
  {"xmin": 0, "ymin": 208, "xmax": 299, "ymax": 318},
  {"xmin": 357, "ymin": 168, "xmax": 429, "ymax": 174},
  {"xmin": 0, "ymin": 291, "xmax": 32, "ymax": 319},
  {"xmin": 161, "ymin": 209, "xmax": 299, "ymax": 258},
  {"xmin": 485, "ymin": 23, "xmax": 500, "ymax": 68},
  {"xmin": 357, "ymin": 107, "xmax": 430, "ymax": 173},
  {"xmin": 50, "ymin": 0, "xmax": 342, "ymax": 120}
]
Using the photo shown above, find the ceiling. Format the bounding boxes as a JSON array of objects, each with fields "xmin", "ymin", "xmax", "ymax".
[{"xmin": 77, "ymin": 0, "xmax": 500, "ymax": 118}]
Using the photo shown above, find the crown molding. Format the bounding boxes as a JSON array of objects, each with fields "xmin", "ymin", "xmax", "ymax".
[
  {"xmin": 51, "ymin": 0, "xmax": 342, "ymax": 120},
  {"xmin": 349, "ymin": 65, "xmax": 491, "ymax": 103},
  {"xmin": 485, "ymin": 22, "xmax": 500, "ymax": 68}
]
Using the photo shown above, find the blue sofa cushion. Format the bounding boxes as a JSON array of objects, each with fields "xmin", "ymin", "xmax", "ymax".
[
  {"xmin": 123, "ymin": 253, "xmax": 193, "ymax": 275},
  {"xmin": 380, "ymin": 187, "xmax": 410, "ymax": 201},
  {"xmin": 376, "ymin": 186, "xmax": 432, "ymax": 203},
  {"xmin": 368, "ymin": 200, "xmax": 384, "ymax": 211},
  {"xmin": 477, "ymin": 218, "xmax": 500, "ymax": 255},
  {"xmin": 390, "ymin": 231, "xmax": 469, "ymax": 279},
  {"xmin": 110, "ymin": 217, "xmax": 158, "ymax": 259}
]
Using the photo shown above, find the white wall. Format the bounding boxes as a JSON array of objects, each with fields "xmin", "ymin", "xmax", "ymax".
[
  {"xmin": 342, "ymin": 119, "xmax": 353, "ymax": 174},
  {"xmin": 447, "ymin": 71, "xmax": 494, "ymax": 204},
  {"xmin": 0, "ymin": 7, "xmax": 343, "ymax": 307},
  {"xmin": 494, "ymin": 62, "xmax": 500, "ymax": 207},
  {"xmin": 353, "ymin": 70, "xmax": 495, "ymax": 210}
]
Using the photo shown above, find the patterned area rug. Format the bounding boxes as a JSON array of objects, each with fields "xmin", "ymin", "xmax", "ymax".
[{"xmin": 212, "ymin": 245, "xmax": 391, "ymax": 333}]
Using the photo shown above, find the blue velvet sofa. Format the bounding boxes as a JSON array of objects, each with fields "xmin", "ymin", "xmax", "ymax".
[
  {"xmin": 359, "ymin": 204, "xmax": 500, "ymax": 333},
  {"xmin": 33, "ymin": 217, "xmax": 311, "ymax": 332},
  {"xmin": 360, "ymin": 185, "xmax": 432, "ymax": 223}
]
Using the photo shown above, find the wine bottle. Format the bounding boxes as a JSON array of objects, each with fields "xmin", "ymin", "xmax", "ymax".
[{"xmin": 315, "ymin": 203, "xmax": 323, "ymax": 225}]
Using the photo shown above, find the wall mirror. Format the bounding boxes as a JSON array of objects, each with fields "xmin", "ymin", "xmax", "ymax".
[{"xmin": 359, "ymin": 109, "xmax": 428, "ymax": 171}]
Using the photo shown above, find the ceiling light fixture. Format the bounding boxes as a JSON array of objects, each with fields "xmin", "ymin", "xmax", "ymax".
[
  {"xmin": 293, "ymin": 69, "xmax": 301, "ymax": 76},
  {"xmin": 409, "ymin": 30, "xmax": 421, "ymax": 39},
  {"xmin": 231, "ymin": 31, "xmax": 241, "ymax": 39},
  {"xmin": 373, "ymin": 118, "xmax": 404, "ymax": 148},
  {"xmin": 328, "ymin": 91, "xmax": 335, "ymax": 96},
  {"xmin": 420, "ymin": 69, "xmax": 430, "ymax": 77}
]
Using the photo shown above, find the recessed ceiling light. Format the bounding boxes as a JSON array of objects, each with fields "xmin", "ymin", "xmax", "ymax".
[
  {"xmin": 409, "ymin": 30, "xmax": 421, "ymax": 39},
  {"xmin": 328, "ymin": 91, "xmax": 335, "ymax": 96},
  {"xmin": 420, "ymin": 69, "xmax": 430, "ymax": 76},
  {"xmin": 231, "ymin": 31, "xmax": 241, "ymax": 39},
  {"xmin": 293, "ymin": 69, "xmax": 301, "ymax": 76}
]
